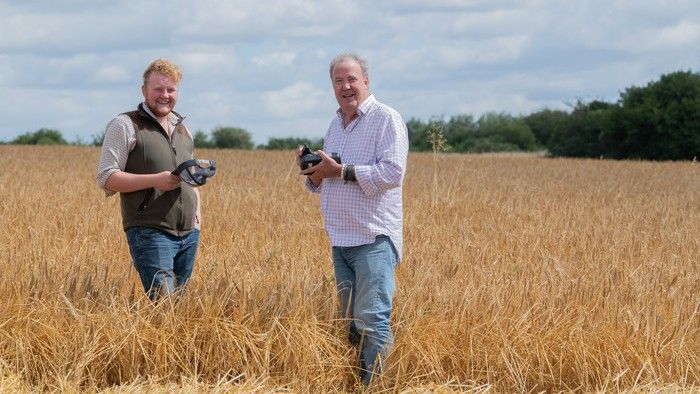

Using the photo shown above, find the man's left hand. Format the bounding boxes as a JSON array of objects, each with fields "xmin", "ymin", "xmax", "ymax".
[{"xmin": 301, "ymin": 150, "xmax": 342, "ymax": 185}]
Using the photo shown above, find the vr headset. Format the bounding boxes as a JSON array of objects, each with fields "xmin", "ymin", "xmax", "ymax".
[
  {"xmin": 172, "ymin": 159, "xmax": 217, "ymax": 187},
  {"xmin": 138, "ymin": 159, "xmax": 217, "ymax": 213}
]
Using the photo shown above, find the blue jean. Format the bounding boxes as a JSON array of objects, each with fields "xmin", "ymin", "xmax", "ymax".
[
  {"xmin": 126, "ymin": 227, "xmax": 200, "ymax": 299},
  {"xmin": 332, "ymin": 235, "xmax": 398, "ymax": 386}
]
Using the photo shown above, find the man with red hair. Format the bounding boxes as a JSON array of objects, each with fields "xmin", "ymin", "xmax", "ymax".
[{"xmin": 97, "ymin": 59, "xmax": 202, "ymax": 299}]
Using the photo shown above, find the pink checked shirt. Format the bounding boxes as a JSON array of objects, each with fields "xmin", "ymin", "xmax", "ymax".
[{"xmin": 307, "ymin": 94, "xmax": 408, "ymax": 261}]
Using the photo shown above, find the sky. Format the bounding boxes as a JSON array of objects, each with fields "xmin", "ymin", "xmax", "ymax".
[{"xmin": 1, "ymin": 0, "xmax": 698, "ymax": 145}]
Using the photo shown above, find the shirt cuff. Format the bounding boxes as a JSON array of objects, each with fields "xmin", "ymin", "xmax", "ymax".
[
  {"xmin": 354, "ymin": 165, "xmax": 379, "ymax": 196},
  {"xmin": 304, "ymin": 177, "xmax": 321, "ymax": 193},
  {"xmin": 98, "ymin": 169, "xmax": 120, "ymax": 197}
]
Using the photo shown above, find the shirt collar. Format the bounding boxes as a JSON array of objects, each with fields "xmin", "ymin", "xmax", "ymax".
[
  {"xmin": 336, "ymin": 94, "xmax": 377, "ymax": 119},
  {"xmin": 140, "ymin": 102, "xmax": 182, "ymax": 126}
]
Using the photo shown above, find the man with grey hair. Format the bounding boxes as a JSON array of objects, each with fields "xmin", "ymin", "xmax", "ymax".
[{"xmin": 297, "ymin": 53, "xmax": 408, "ymax": 386}]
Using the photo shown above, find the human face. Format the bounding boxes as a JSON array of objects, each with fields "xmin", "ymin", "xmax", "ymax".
[
  {"xmin": 332, "ymin": 60, "xmax": 369, "ymax": 117},
  {"xmin": 142, "ymin": 72, "xmax": 178, "ymax": 120}
]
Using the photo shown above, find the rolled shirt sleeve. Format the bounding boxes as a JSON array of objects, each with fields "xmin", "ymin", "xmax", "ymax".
[
  {"xmin": 304, "ymin": 176, "xmax": 322, "ymax": 193},
  {"xmin": 354, "ymin": 109, "xmax": 408, "ymax": 197},
  {"xmin": 314, "ymin": 94, "xmax": 408, "ymax": 260},
  {"xmin": 96, "ymin": 104, "xmax": 192, "ymax": 197},
  {"xmin": 96, "ymin": 115, "xmax": 136, "ymax": 197}
]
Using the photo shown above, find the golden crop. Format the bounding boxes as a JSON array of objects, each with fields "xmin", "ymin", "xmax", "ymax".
[{"xmin": 0, "ymin": 145, "xmax": 698, "ymax": 392}]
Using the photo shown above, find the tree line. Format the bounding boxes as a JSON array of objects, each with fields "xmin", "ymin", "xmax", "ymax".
[{"xmin": 4, "ymin": 70, "xmax": 698, "ymax": 161}]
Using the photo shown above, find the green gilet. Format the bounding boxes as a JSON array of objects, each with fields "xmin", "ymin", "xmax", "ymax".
[{"xmin": 119, "ymin": 104, "xmax": 197, "ymax": 237}]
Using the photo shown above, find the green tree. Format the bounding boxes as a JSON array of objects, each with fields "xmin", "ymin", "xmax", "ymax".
[
  {"xmin": 406, "ymin": 118, "xmax": 434, "ymax": 151},
  {"xmin": 211, "ymin": 126, "xmax": 253, "ymax": 150},
  {"xmin": 90, "ymin": 131, "xmax": 105, "ymax": 146},
  {"xmin": 408, "ymin": 114, "xmax": 538, "ymax": 153},
  {"xmin": 476, "ymin": 112, "xmax": 537, "ymax": 152},
  {"xmin": 12, "ymin": 128, "xmax": 68, "ymax": 145},
  {"xmin": 548, "ymin": 100, "xmax": 615, "ymax": 158},
  {"xmin": 602, "ymin": 70, "xmax": 700, "ymax": 160},
  {"xmin": 443, "ymin": 115, "xmax": 477, "ymax": 152},
  {"xmin": 193, "ymin": 130, "xmax": 214, "ymax": 148},
  {"xmin": 259, "ymin": 137, "xmax": 322, "ymax": 150},
  {"xmin": 524, "ymin": 109, "xmax": 569, "ymax": 149}
]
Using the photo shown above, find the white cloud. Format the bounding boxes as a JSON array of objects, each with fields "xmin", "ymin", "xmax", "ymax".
[
  {"xmin": 178, "ymin": 47, "xmax": 239, "ymax": 76},
  {"xmin": 92, "ymin": 65, "xmax": 130, "ymax": 84},
  {"xmin": 650, "ymin": 20, "xmax": 700, "ymax": 50},
  {"xmin": 252, "ymin": 52, "xmax": 297, "ymax": 68},
  {"xmin": 586, "ymin": 19, "xmax": 700, "ymax": 54},
  {"xmin": 0, "ymin": 0, "xmax": 699, "ymax": 143},
  {"xmin": 439, "ymin": 35, "xmax": 530, "ymax": 66},
  {"xmin": 0, "ymin": 2, "xmax": 155, "ymax": 53},
  {"xmin": 263, "ymin": 82, "xmax": 329, "ymax": 118},
  {"xmin": 0, "ymin": 86, "xmax": 131, "ymax": 139},
  {"xmin": 190, "ymin": 92, "xmax": 236, "ymax": 119},
  {"xmin": 173, "ymin": 0, "xmax": 350, "ymax": 41}
]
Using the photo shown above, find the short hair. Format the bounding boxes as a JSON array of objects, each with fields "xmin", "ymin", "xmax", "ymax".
[
  {"xmin": 329, "ymin": 53, "xmax": 368, "ymax": 79},
  {"xmin": 143, "ymin": 59, "xmax": 182, "ymax": 84}
]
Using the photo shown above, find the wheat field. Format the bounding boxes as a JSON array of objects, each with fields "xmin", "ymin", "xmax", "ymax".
[{"xmin": 0, "ymin": 145, "xmax": 698, "ymax": 393}]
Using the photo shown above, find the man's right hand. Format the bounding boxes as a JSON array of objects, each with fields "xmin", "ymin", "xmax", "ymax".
[
  {"xmin": 153, "ymin": 171, "xmax": 181, "ymax": 191},
  {"xmin": 295, "ymin": 144, "xmax": 304, "ymax": 167},
  {"xmin": 301, "ymin": 150, "xmax": 342, "ymax": 186},
  {"xmin": 105, "ymin": 170, "xmax": 181, "ymax": 193}
]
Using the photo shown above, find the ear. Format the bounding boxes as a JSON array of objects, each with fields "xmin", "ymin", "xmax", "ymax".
[{"xmin": 141, "ymin": 84, "xmax": 146, "ymax": 97}]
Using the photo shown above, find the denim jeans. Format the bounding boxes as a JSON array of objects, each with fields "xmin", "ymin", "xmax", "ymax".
[
  {"xmin": 126, "ymin": 227, "xmax": 200, "ymax": 299},
  {"xmin": 332, "ymin": 235, "xmax": 398, "ymax": 386}
]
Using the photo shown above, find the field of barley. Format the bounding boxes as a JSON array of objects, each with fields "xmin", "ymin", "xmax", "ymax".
[{"xmin": 0, "ymin": 145, "xmax": 698, "ymax": 393}]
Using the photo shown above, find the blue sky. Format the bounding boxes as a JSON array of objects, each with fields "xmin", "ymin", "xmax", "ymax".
[{"xmin": 1, "ymin": 0, "xmax": 698, "ymax": 144}]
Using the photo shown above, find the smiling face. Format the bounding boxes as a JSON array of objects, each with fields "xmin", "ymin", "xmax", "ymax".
[
  {"xmin": 331, "ymin": 59, "xmax": 369, "ymax": 119},
  {"xmin": 141, "ymin": 72, "xmax": 178, "ymax": 120}
]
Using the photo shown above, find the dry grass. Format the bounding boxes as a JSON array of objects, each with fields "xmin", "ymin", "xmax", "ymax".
[{"xmin": 0, "ymin": 145, "xmax": 698, "ymax": 393}]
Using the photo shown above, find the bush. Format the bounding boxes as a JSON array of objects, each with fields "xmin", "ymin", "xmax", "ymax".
[
  {"xmin": 12, "ymin": 128, "xmax": 68, "ymax": 145},
  {"xmin": 211, "ymin": 126, "xmax": 253, "ymax": 150},
  {"xmin": 547, "ymin": 101, "xmax": 614, "ymax": 158},
  {"xmin": 602, "ymin": 70, "xmax": 700, "ymax": 160},
  {"xmin": 193, "ymin": 130, "xmax": 214, "ymax": 149},
  {"xmin": 407, "ymin": 118, "xmax": 437, "ymax": 152},
  {"xmin": 524, "ymin": 109, "xmax": 569, "ymax": 148},
  {"xmin": 259, "ymin": 137, "xmax": 322, "ymax": 150},
  {"xmin": 476, "ymin": 112, "xmax": 537, "ymax": 151}
]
